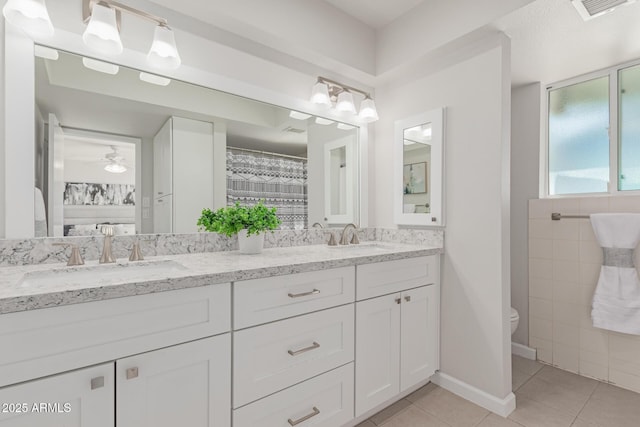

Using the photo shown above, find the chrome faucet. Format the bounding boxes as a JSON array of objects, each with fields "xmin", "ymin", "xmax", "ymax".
[
  {"xmin": 99, "ymin": 225, "xmax": 116, "ymax": 264},
  {"xmin": 53, "ymin": 243, "xmax": 84, "ymax": 266},
  {"xmin": 339, "ymin": 223, "xmax": 360, "ymax": 245}
]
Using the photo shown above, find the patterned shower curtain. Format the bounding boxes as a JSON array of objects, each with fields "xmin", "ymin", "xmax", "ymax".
[{"xmin": 226, "ymin": 148, "xmax": 308, "ymax": 230}]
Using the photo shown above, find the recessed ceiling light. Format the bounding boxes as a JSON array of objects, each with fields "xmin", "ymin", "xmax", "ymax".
[
  {"xmin": 139, "ymin": 72, "xmax": 171, "ymax": 86},
  {"xmin": 34, "ymin": 45, "xmax": 58, "ymax": 60},
  {"xmin": 289, "ymin": 110, "xmax": 312, "ymax": 120},
  {"xmin": 82, "ymin": 57, "xmax": 119, "ymax": 75},
  {"xmin": 315, "ymin": 117, "xmax": 334, "ymax": 125}
]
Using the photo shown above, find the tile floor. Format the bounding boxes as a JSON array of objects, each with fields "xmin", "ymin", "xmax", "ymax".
[{"xmin": 359, "ymin": 355, "xmax": 640, "ymax": 427}]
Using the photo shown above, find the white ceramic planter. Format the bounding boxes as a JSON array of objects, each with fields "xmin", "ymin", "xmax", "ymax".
[{"xmin": 237, "ymin": 231, "xmax": 264, "ymax": 254}]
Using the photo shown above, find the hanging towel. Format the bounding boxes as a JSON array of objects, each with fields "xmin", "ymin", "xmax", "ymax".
[
  {"xmin": 590, "ymin": 213, "xmax": 640, "ymax": 335},
  {"xmin": 34, "ymin": 187, "xmax": 47, "ymax": 237}
]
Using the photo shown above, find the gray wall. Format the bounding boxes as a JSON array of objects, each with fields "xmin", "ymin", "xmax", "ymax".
[{"xmin": 510, "ymin": 83, "xmax": 541, "ymax": 346}]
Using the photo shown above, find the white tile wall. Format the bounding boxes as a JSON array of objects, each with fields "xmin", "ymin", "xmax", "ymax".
[{"xmin": 528, "ymin": 196, "xmax": 640, "ymax": 394}]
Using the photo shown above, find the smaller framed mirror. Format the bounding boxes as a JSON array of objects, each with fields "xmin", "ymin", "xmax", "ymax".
[{"xmin": 394, "ymin": 107, "xmax": 445, "ymax": 226}]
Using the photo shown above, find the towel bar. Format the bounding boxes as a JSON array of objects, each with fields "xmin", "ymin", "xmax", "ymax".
[{"xmin": 551, "ymin": 212, "xmax": 590, "ymax": 221}]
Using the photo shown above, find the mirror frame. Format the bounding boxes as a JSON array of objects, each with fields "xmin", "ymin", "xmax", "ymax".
[
  {"xmin": 2, "ymin": 25, "xmax": 370, "ymax": 238},
  {"xmin": 394, "ymin": 107, "xmax": 445, "ymax": 227}
]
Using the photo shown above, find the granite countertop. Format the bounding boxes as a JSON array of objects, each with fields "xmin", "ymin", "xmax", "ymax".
[{"xmin": 0, "ymin": 242, "xmax": 443, "ymax": 315}]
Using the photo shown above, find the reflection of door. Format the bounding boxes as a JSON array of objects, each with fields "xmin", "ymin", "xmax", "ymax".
[
  {"xmin": 323, "ymin": 137, "xmax": 355, "ymax": 224},
  {"xmin": 47, "ymin": 114, "xmax": 64, "ymax": 237}
]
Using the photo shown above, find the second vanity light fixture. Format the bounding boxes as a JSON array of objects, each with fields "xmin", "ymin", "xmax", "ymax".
[
  {"xmin": 83, "ymin": 0, "xmax": 181, "ymax": 69},
  {"xmin": 310, "ymin": 76, "xmax": 379, "ymax": 122}
]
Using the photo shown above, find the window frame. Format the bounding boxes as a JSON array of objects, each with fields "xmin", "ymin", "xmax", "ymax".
[{"xmin": 542, "ymin": 57, "xmax": 640, "ymax": 198}]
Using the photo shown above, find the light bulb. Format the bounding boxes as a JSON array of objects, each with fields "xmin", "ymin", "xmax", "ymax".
[
  {"xmin": 3, "ymin": 0, "xmax": 54, "ymax": 38},
  {"xmin": 104, "ymin": 163, "xmax": 127, "ymax": 173},
  {"xmin": 147, "ymin": 24, "xmax": 181, "ymax": 69},
  {"xmin": 83, "ymin": 3, "xmax": 123, "ymax": 55}
]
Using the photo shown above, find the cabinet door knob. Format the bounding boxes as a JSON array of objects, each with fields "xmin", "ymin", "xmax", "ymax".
[
  {"xmin": 90, "ymin": 376, "xmax": 104, "ymax": 390},
  {"xmin": 405, "ymin": 295, "xmax": 411, "ymax": 302},
  {"xmin": 288, "ymin": 407, "xmax": 320, "ymax": 426},
  {"xmin": 126, "ymin": 367, "xmax": 139, "ymax": 380},
  {"xmin": 395, "ymin": 298, "xmax": 401, "ymax": 304}
]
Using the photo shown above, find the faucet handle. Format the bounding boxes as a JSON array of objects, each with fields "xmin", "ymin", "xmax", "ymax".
[
  {"xmin": 129, "ymin": 241, "xmax": 144, "ymax": 262},
  {"xmin": 53, "ymin": 243, "xmax": 85, "ymax": 266},
  {"xmin": 350, "ymin": 232, "xmax": 360, "ymax": 245},
  {"xmin": 327, "ymin": 232, "xmax": 338, "ymax": 246}
]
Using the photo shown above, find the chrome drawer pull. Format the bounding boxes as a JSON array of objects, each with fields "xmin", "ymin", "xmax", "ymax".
[
  {"xmin": 288, "ymin": 341, "xmax": 320, "ymax": 356},
  {"xmin": 288, "ymin": 289, "xmax": 320, "ymax": 298},
  {"xmin": 90, "ymin": 376, "xmax": 104, "ymax": 390},
  {"xmin": 288, "ymin": 406, "xmax": 320, "ymax": 426}
]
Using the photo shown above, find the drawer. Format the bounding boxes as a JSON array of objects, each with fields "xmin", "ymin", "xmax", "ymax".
[
  {"xmin": 234, "ymin": 304, "xmax": 354, "ymax": 408},
  {"xmin": 357, "ymin": 256, "xmax": 438, "ymax": 300},
  {"xmin": 234, "ymin": 266, "xmax": 355, "ymax": 329},
  {"xmin": 0, "ymin": 284, "xmax": 231, "ymax": 387},
  {"xmin": 234, "ymin": 363, "xmax": 354, "ymax": 427}
]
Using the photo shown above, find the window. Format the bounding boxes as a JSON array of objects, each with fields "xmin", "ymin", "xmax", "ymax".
[{"xmin": 547, "ymin": 61, "xmax": 640, "ymax": 196}]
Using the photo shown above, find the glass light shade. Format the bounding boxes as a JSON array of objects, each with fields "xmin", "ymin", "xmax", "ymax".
[
  {"xmin": 336, "ymin": 90, "xmax": 356, "ymax": 115},
  {"xmin": 83, "ymin": 3, "xmax": 123, "ymax": 55},
  {"xmin": 104, "ymin": 163, "xmax": 127, "ymax": 174},
  {"xmin": 147, "ymin": 25, "xmax": 181, "ymax": 69},
  {"xmin": 3, "ymin": 0, "xmax": 54, "ymax": 38},
  {"xmin": 310, "ymin": 81, "xmax": 331, "ymax": 108},
  {"xmin": 359, "ymin": 97, "xmax": 379, "ymax": 122}
]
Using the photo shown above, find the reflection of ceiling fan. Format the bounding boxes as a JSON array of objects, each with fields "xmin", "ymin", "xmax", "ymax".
[{"xmin": 103, "ymin": 146, "xmax": 128, "ymax": 174}]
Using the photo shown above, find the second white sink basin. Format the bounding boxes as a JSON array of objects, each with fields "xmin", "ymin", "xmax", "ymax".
[{"xmin": 18, "ymin": 260, "xmax": 188, "ymax": 288}]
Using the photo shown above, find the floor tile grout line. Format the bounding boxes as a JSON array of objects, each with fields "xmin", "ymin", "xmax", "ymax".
[
  {"xmin": 406, "ymin": 398, "xmax": 455, "ymax": 426},
  {"xmin": 372, "ymin": 400, "xmax": 414, "ymax": 426},
  {"xmin": 573, "ymin": 379, "xmax": 602, "ymax": 423}
]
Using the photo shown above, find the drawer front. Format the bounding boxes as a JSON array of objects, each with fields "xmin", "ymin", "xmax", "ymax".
[
  {"xmin": 357, "ymin": 256, "xmax": 438, "ymax": 300},
  {"xmin": 234, "ymin": 363, "xmax": 354, "ymax": 427},
  {"xmin": 0, "ymin": 284, "xmax": 231, "ymax": 387},
  {"xmin": 234, "ymin": 304, "xmax": 354, "ymax": 408},
  {"xmin": 234, "ymin": 266, "xmax": 355, "ymax": 329}
]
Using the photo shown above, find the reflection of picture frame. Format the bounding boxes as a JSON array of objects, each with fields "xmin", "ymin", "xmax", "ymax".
[{"xmin": 403, "ymin": 162, "xmax": 427, "ymax": 194}]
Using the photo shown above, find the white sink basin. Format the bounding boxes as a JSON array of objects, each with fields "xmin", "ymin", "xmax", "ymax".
[{"xmin": 18, "ymin": 260, "xmax": 188, "ymax": 288}]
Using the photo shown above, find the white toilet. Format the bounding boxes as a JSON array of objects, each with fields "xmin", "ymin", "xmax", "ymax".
[{"xmin": 510, "ymin": 307, "xmax": 520, "ymax": 335}]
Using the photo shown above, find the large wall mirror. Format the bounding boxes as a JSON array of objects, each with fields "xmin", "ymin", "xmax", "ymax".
[
  {"xmin": 394, "ymin": 107, "xmax": 445, "ymax": 226},
  {"xmin": 25, "ymin": 46, "xmax": 360, "ymax": 239}
]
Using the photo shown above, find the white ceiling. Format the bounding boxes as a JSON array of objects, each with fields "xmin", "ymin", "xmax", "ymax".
[{"xmin": 321, "ymin": 0, "xmax": 426, "ymax": 29}]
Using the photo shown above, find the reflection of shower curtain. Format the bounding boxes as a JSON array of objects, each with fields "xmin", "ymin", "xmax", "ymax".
[{"xmin": 226, "ymin": 148, "xmax": 307, "ymax": 230}]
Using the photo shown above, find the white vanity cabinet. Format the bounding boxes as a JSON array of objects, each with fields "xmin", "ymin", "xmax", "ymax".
[
  {"xmin": 355, "ymin": 256, "xmax": 440, "ymax": 417},
  {"xmin": 0, "ymin": 363, "xmax": 114, "ymax": 427},
  {"xmin": 0, "ymin": 285, "xmax": 231, "ymax": 427}
]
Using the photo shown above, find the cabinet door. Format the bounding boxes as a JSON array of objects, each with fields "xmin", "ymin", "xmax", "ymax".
[
  {"xmin": 355, "ymin": 293, "xmax": 401, "ymax": 417},
  {"xmin": 153, "ymin": 118, "xmax": 172, "ymax": 198},
  {"xmin": 0, "ymin": 363, "xmax": 113, "ymax": 427},
  {"xmin": 400, "ymin": 285, "xmax": 439, "ymax": 391},
  {"xmin": 117, "ymin": 334, "xmax": 231, "ymax": 427}
]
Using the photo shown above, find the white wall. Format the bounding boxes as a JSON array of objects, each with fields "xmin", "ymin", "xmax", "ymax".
[
  {"xmin": 373, "ymin": 34, "xmax": 513, "ymax": 401},
  {"xmin": 0, "ymin": 17, "xmax": 3, "ymax": 239},
  {"xmin": 510, "ymin": 83, "xmax": 541, "ymax": 346}
]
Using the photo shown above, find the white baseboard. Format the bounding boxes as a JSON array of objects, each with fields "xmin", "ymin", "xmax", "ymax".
[
  {"xmin": 511, "ymin": 342, "xmax": 536, "ymax": 360},
  {"xmin": 432, "ymin": 372, "xmax": 516, "ymax": 417}
]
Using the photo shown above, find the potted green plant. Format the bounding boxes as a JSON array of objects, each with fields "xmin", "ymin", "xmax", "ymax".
[{"xmin": 197, "ymin": 201, "xmax": 281, "ymax": 254}]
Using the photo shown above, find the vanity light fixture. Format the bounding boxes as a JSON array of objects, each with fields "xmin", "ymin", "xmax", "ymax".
[
  {"xmin": 82, "ymin": 0, "xmax": 181, "ymax": 69},
  {"xmin": 2, "ymin": 0, "xmax": 54, "ymax": 38},
  {"xmin": 309, "ymin": 76, "xmax": 379, "ymax": 122},
  {"xmin": 82, "ymin": 57, "xmax": 120, "ymax": 75}
]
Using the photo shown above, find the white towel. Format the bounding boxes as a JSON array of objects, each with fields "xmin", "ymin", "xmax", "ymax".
[
  {"xmin": 34, "ymin": 187, "xmax": 47, "ymax": 237},
  {"xmin": 590, "ymin": 213, "xmax": 640, "ymax": 335}
]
